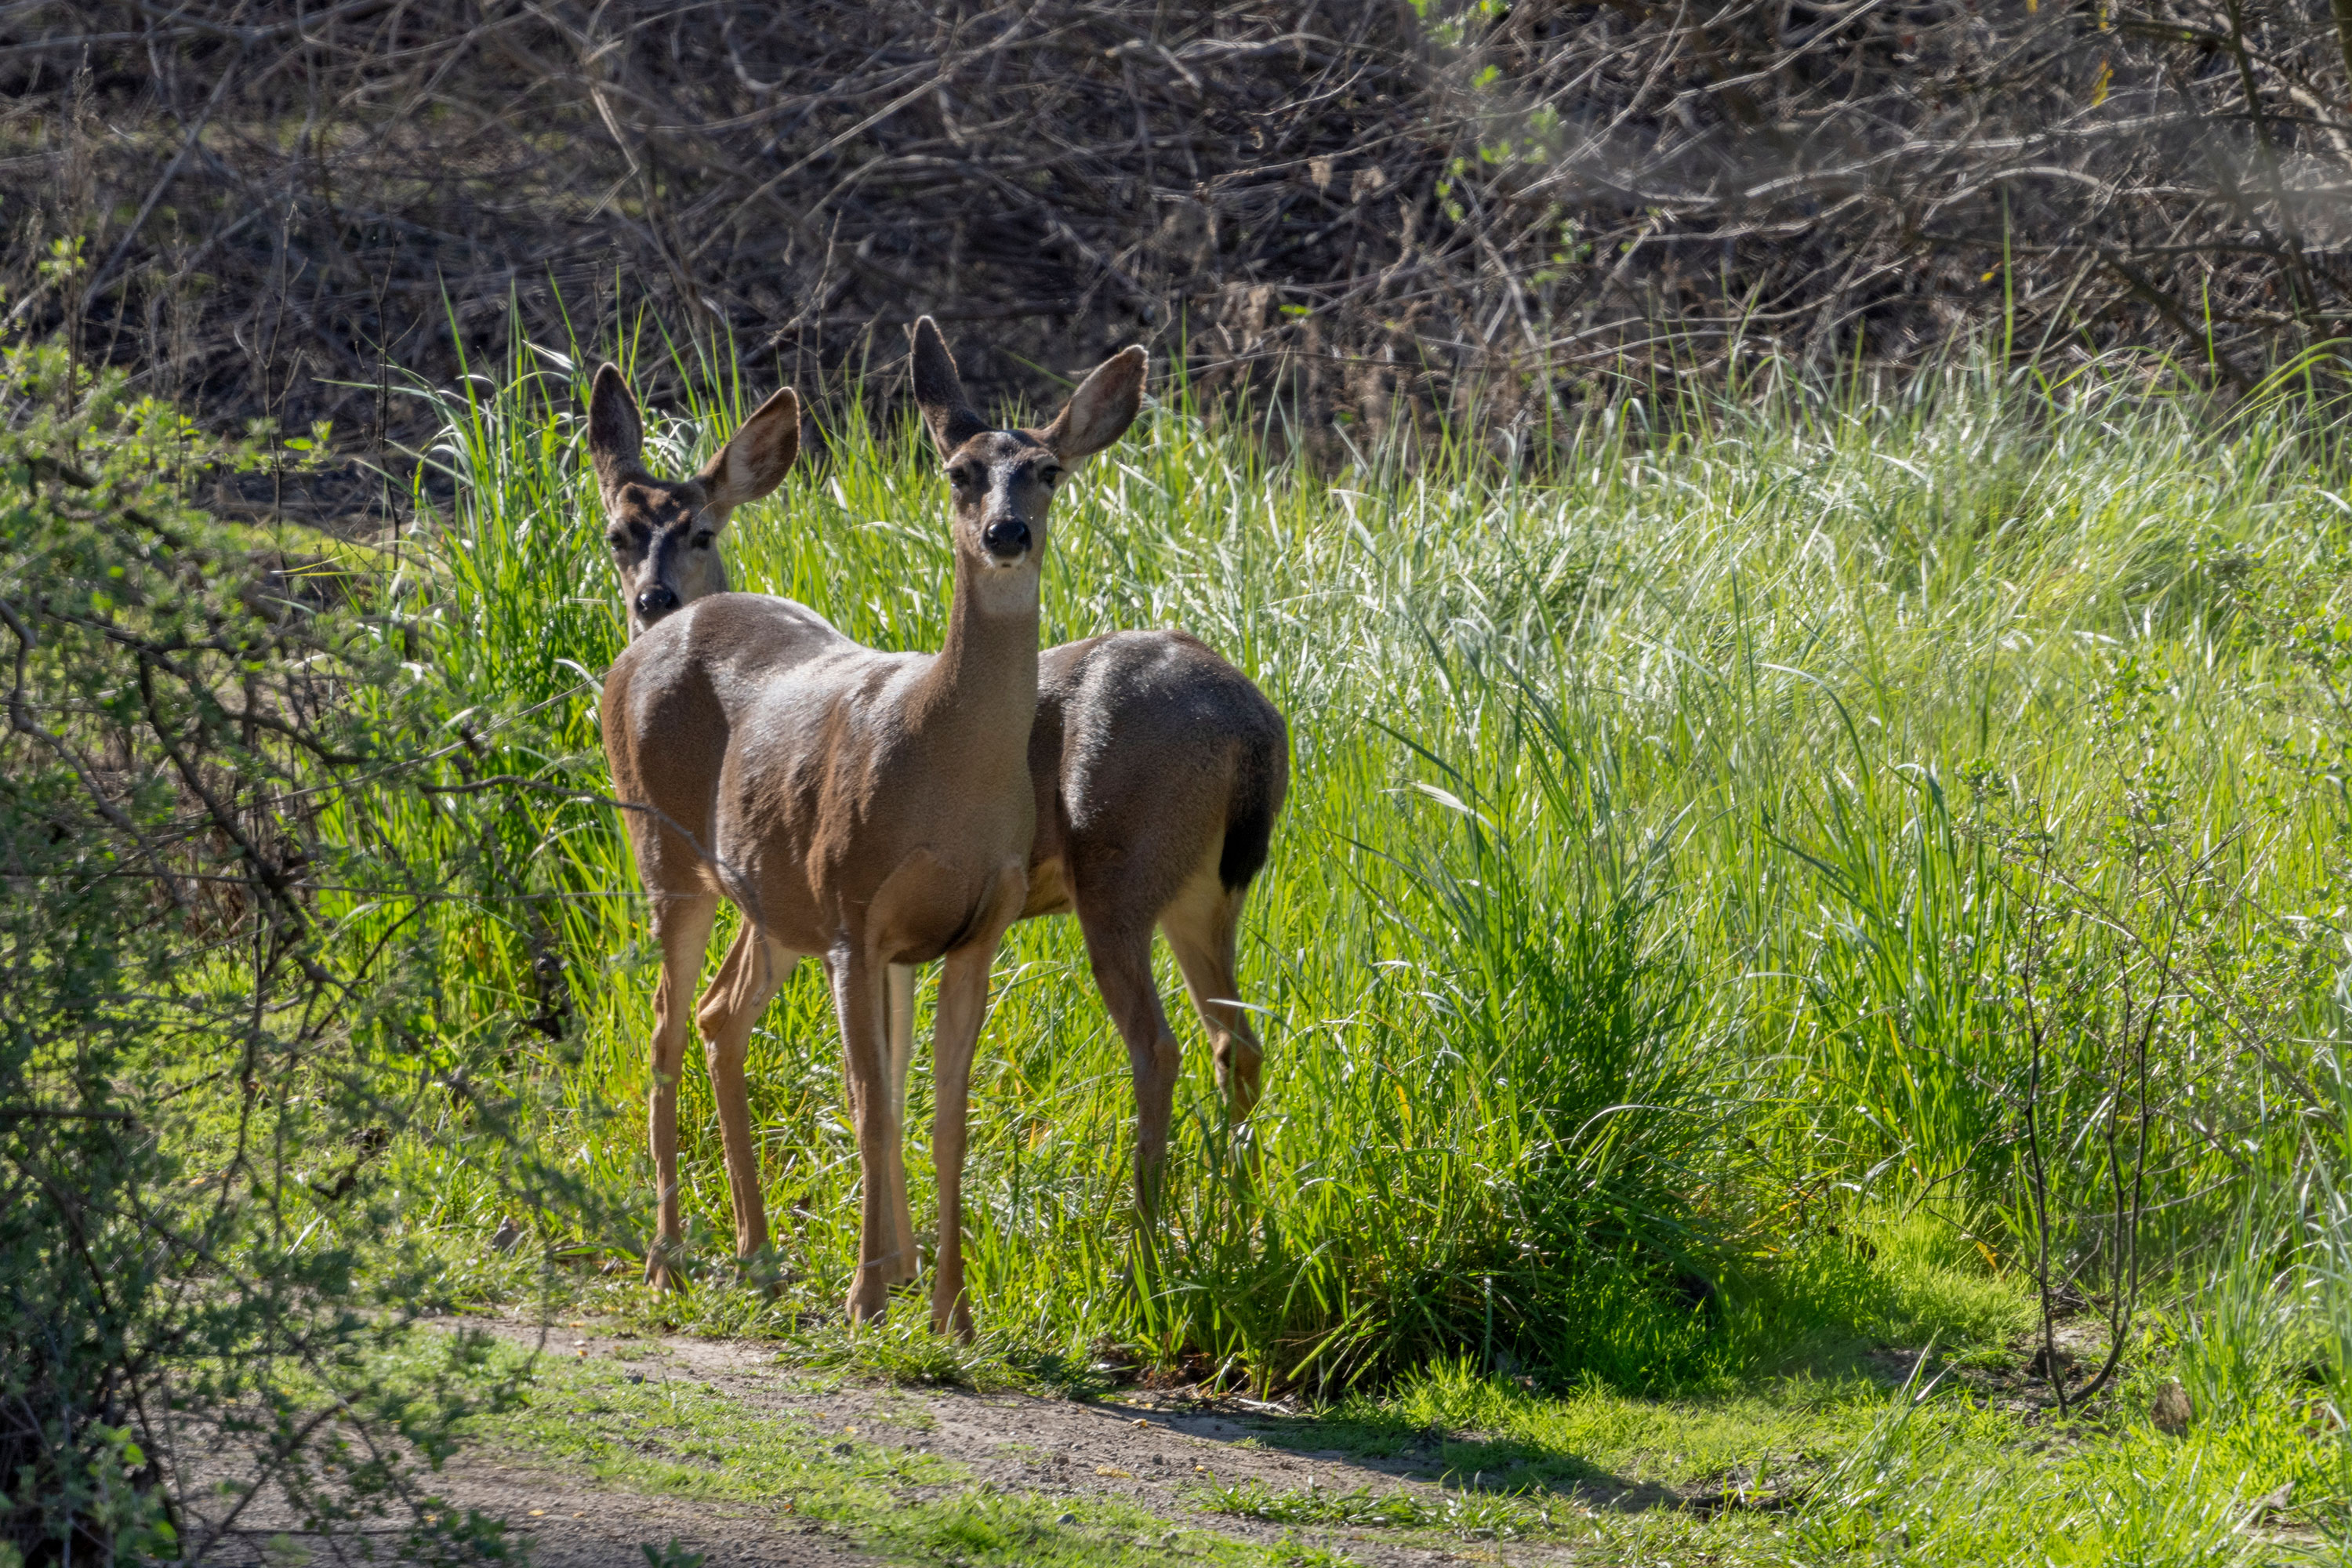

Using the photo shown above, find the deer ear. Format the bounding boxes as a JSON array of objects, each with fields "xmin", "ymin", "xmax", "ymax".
[
  {"xmin": 698, "ymin": 386, "xmax": 800, "ymax": 512},
  {"xmin": 587, "ymin": 363, "xmax": 646, "ymax": 490},
  {"xmin": 910, "ymin": 317, "xmax": 987, "ymax": 459},
  {"xmin": 1039, "ymin": 346, "xmax": 1147, "ymax": 461}
]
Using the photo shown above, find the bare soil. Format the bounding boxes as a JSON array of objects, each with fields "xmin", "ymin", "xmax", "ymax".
[{"xmin": 429, "ymin": 1459, "xmax": 871, "ymax": 1568}]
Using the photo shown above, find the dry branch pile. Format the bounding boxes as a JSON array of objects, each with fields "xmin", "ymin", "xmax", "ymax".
[{"xmin": 4, "ymin": 0, "xmax": 2350, "ymax": 496}]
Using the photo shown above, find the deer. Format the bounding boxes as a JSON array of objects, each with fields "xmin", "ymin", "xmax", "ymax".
[
  {"xmin": 589, "ymin": 321, "xmax": 1286, "ymax": 1330},
  {"xmin": 866, "ymin": 337, "xmax": 1290, "ymax": 1288},
  {"xmin": 869, "ymin": 612, "xmax": 1288, "ymax": 1287},
  {"xmin": 591, "ymin": 319, "xmax": 1145, "ymax": 1333}
]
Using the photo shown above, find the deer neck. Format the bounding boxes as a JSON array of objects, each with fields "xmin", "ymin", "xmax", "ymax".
[{"xmin": 913, "ymin": 551, "xmax": 1040, "ymax": 762}]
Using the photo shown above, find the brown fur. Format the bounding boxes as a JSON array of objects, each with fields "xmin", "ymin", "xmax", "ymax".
[
  {"xmin": 590, "ymin": 321, "xmax": 1144, "ymax": 1334},
  {"xmin": 867, "ymin": 627, "xmax": 1290, "ymax": 1279},
  {"xmin": 590, "ymin": 329, "xmax": 1288, "ymax": 1329}
]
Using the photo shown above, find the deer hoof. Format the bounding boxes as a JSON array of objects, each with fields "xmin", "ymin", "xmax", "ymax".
[
  {"xmin": 933, "ymin": 1301, "xmax": 975, "ymax": 1342},
  {"xmin": 845, "ymin": 1277, "xmax": 890, "ymax": 1324}
]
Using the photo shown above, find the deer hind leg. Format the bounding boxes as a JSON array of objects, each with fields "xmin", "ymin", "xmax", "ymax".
[
  {"xmin": 1079, "ymin": 904, "xmax": 1183, "ymax": 1222},
  {"xmin": 1164, "ymin": 872, "xmax": 1264, "ymax": 1126},
  {"xmin": 883, "ymin": 962, "xmax": 920, "ymax": 1289},
  {"xmin": 645, "ymin": 891, "xmax": 720, "ymax": 1290},
  {"xmin": 695, "ymin": 920, "xmax": 798, "ymax": 1279}
]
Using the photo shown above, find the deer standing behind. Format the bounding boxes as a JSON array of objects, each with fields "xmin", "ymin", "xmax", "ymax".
[{"xmin": 593, "ymin": 319, "xmax": 1143, "ymax": 1332}]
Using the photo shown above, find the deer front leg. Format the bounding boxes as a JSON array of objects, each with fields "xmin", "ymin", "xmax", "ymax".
[
  {"xmin": 926, "ymin": 941, "xmax": 994, "ymax": 1341},
  {"xmin": 645, "ymin": 892, "xmax": 720, "ymax": 1290},
  {"xmin": 831, "ymin": 945, "xmax": 899, "ymax": 1323},
  {"xmin": 695, "ymin": 922, "xmax": 797, "ymax": 1280},
  {"xmin": 884, "ymin": 962, "xmax": 920, "ymax": 1287},
  {"xmin": 927, "ymin": 863, "xmax": 1025, "ymax": 1339},
  {"xmin": 822, "ymin": 957, "xmax": 918, "ymax": 1292}
]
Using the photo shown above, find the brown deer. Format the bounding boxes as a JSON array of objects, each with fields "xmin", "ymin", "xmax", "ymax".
[
  {"xmin": 592, "ymin": 319, "xmax": 1145, "ymax": 1332},
  {"xmin": 591, "ymin": 322, "xmax": 1287, "ymax": 1325},
  {"xmin": 865, "ymin": 615, "xmax": 1289, "ymax": 1290},
  {"xmin": 869, "ymin": 336, "xmax": 1289, "ymax": 1285}
]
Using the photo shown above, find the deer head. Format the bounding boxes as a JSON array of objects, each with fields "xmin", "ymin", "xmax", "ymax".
[
  {"xmin": 586, "ymin": 363, "xmax": 800, "ymax": 637},
  {"xmin": 909, "ymin": 318, "xmax": 1146, "ymax": 614}
]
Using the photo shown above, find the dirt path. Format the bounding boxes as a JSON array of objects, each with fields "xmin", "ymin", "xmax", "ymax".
[
  {"xmin": 431, "ymin": 1453, "xmax": 873, "ymax": 1568},
  {"xmin": 437, "ymin": 1316, "xmax": 1657, "ymax": 1566}
]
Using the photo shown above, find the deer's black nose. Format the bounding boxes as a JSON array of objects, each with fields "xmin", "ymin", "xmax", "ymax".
[
  {"xmin": 981, "ymin": 518, "xmax": 1030, "ymax": 559},
  {"xmin": 635, "ymin": 584, "xmax": 680, "ymax": 621}
]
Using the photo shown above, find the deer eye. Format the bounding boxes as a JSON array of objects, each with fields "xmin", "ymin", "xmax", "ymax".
[
  {"xmin": 605, "ymin": 528, "xmax": 630, "ymax": 550},
  {"xmin": 691, "ymin": 532, "xmax": 716, "ymax": 550},
  {"xmin": 949, "ymin": 464, "xmax": 981, "ymax": 490},
  {"xmin": 1039, "ymin": 465, "xmax": 1064, "ymax": 488}
]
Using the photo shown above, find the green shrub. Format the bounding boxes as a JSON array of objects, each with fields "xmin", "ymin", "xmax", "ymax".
[{"xmin": 0, "ymin": 336, "xmax": 590, "ymax": 1563}]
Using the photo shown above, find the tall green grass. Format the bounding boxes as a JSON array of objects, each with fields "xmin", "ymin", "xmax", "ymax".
[{"xmin": 381, "ymin": 335, "xmax": 2352, "ymax": 1410}]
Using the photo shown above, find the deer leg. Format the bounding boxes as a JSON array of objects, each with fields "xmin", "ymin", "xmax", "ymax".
[
  {"xmin": 1078, "ymin": 904, "xmax": 1182, "ymax": 1222},
  {"xmin": 695, "ymin": 922, "xmax": 797, "ymax": 1278},
  {"xmin": 1165, "ymin": 879, "xmax": 1265, "ymax": 1124},
  {"xmin": 645, "ymin": 891, "xmax": 720, "ymax": 1290},
  {"xmin": 883, "ymin": 962, "xmax": 920, "ymax": 1288},
  {"xmin": 831, "ymin": 946, "xmax": 899, "ymax": 1323},
  {"xmin": 824, "ymin": 956, "xmax": 916, "ymax": 1290},
  {"xmin": 927, "ymin": 938, "xmax": 1000, "ymax": 1341}
]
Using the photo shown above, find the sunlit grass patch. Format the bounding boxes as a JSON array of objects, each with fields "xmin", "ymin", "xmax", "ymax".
[
  {"xmin": 1198, "ymin": 1478, "xmax": 1552, "ymax": 1539},
  {"xmin": 1272, "ymin": 1356, "xmax": 1947, "ymax": 1490},
  {"xmin": 1723, "ymin": 1211, "xmax": 2040, "ymax": 1374}
]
